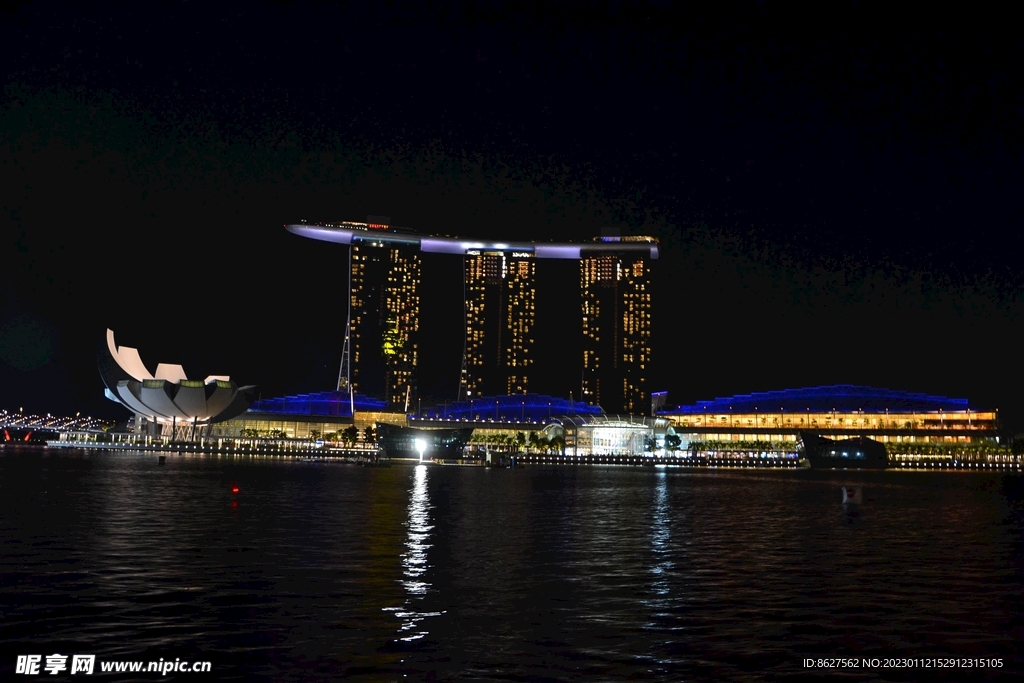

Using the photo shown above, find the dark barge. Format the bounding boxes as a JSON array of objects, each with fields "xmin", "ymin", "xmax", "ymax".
[
  {"xmin": 799, "ymin": 432, "xmax": 889, "ymax": 469},
  {"xmin": 375, "ymin": 422, "xmax": 474, "ymax": 460}
]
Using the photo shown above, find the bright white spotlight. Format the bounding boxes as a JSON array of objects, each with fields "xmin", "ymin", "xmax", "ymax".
[{"xmin": 415, "ymin": 438, "xmax": 427, "ymax": 462}]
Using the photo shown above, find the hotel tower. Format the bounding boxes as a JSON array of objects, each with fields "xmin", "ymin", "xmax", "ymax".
[
  {"xmin": 340, "ymin": 218, "xmax": 421, "ymax": 410},
  {"xmin": 580, "ymin": 237, "xmax": 655, "ymax": 414},
  {"xmin": 461, "ymin": 250, "xmax": 537, "ymax": 398}
]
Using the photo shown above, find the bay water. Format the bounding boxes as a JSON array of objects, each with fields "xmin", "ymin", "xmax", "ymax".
[{"xmin": 2, "ymin": 449, "xmax": 1021, "ymax": 681}]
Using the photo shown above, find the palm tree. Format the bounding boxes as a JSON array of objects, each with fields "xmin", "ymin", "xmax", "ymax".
[{"xmin": 528, "ymin": 431, "xmax": 540, "ymax": 453}]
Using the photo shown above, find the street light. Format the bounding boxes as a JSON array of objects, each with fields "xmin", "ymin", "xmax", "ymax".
[{"xmin": 415, "ymin": 438, "xmax": 427, "ymax": 463}]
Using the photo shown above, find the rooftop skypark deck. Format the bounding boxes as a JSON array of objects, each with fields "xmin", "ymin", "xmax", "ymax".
[{"xmin": 285, "ymin": 221, "xmax": 660, "ymax": 259}]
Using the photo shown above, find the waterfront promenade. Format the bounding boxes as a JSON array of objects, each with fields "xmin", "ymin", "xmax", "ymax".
[{"xmin": 36, "ymin": 432, "xmax": 1024, "ymax": 471}]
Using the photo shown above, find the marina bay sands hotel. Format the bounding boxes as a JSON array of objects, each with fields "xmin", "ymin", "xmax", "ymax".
[{"xmin": 287, "ymin": 218, "xmax": 658, "ymax": 415}]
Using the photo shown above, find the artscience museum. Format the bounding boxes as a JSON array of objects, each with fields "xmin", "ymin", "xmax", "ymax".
[{"xmin": 98, "ymin": 329, "xmax": 255, "ymax": 439}]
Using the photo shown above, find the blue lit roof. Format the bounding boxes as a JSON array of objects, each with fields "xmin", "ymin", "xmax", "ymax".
[
  {"xmin": 248, "ymin": 391, "xmax": 388, "ymax": 417},
  {"xmin": 661, "ymin": 385, "xmax": 984, "ymax": 415},
  {"xmin": 421, "ymin": 394, "xmax": 604, "ymax": 422}
]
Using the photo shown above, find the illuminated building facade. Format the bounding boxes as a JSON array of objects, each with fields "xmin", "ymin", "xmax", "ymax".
[
  {"xmin": 462, "ymin": 251, "xmax": 536, "ymax": 397},
  {"xmin": 340, "ymin": 220, "xmax": 421, "ymax": 410},
  {"xmin": 381, "ymin": 246, "xmax": 421, "ymax": 407},
  {"xmin": 581, "ymin": 237, "xmax": 655, "ymax": 414},
  {"xmin": 551, "ymin": 415, "xmax": 668, "ymax": 457},
  {"xmin": 659, "ymin": 385, "xmax": 999, "ymax": 446},
  {"xmin": 410, "ymin": 396, "xmax": 664, "ymax": 459},
  {"xmin": 209, "ymin": 390, "xmax": 409, "ymax": 439}
]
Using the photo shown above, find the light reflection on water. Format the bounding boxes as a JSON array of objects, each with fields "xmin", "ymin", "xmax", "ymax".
[
  {"xmin": 650, "ymin": 469, "xmax": 672, "ymax": 594},
  {"xmin": 384, "ymin": 464, "xmax": 445, "ymax": 643}
]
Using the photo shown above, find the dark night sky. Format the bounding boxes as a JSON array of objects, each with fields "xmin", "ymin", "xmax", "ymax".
[{"xmin": 2, "ymin": 1, "xmax": 1023, "ymax": 429}]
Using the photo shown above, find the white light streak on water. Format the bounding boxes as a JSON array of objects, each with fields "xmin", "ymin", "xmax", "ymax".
[
  {"xmin": 385, "ymin": 464, "xmax": 444, "ymax": 642},
  {"xmin": 650, "ymin": 470, "xmax": 673, "ymax": 595}
]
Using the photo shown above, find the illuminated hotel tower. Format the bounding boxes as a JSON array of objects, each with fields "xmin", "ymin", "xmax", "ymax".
[
  {"xmin": 461, "ymin": 250, "xmax": 536, "ymax": 397},
  {"xmin": 581, "ymin": 237, "xmax": 655, "ymax": 414},
  {"xmin": 342, "ymin": 221, "xmax": 421, "ymax": 409}
]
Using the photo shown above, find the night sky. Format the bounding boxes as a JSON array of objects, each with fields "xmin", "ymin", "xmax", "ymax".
[{"xmin": 2, "ymin": 2, "xmax": 1023, "ymax": 430}]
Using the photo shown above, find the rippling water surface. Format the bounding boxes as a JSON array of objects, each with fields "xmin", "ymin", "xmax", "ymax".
[{"xmin": 2, "ymin": 449, "xmax": 1022, "ymax": 681}]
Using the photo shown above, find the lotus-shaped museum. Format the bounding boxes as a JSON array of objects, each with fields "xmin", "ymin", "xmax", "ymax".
[{"xmin": 99, "ymin": 329, "xmax": 255, "ymax": 435}]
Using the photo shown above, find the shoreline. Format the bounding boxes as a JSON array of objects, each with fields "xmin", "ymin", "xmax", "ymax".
[{"xmin": 6, "ymin": 442, "xmax": 1018, "ymax": 472}]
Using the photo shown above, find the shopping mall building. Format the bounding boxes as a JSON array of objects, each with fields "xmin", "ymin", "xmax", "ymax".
[
  {"xmin": 657, "ymin": 384, "xmax": 999, "ymax": 448},
  {"xmin": 209, "ymin": 384, "xmax": 1000, "ymax": 460}
]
